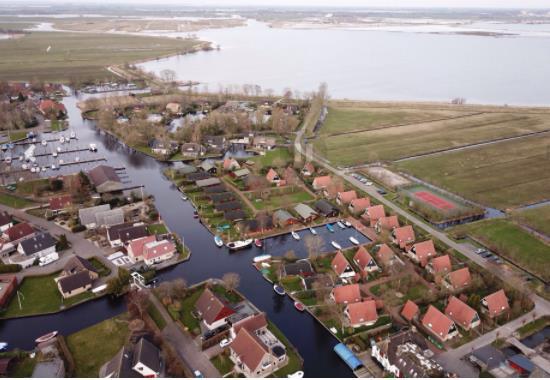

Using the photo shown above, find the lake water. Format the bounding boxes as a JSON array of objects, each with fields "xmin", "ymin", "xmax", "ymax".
[{"xmin": 140, "ymin": 20, "xmax": 550, "ymax": 106}]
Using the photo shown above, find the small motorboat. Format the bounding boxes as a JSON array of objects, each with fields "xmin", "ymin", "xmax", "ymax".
[
  {"xmin": 35, "ymin": 331, "xmax": 58, "ymax": 344},
  {"xmin": 214, "ymin": 235, "xmax": 224, "ymax": 247},
  {"xmin": 59, "ymin": 159, "xmax": 64, "ymax": 165},
  {"xmin": 59, "ymin": 136, "xmax": 65, "ymax": 144},
  {"xmin": 0, "ymin": 342, "xmax": 7, "ymax": 351},
  {"xmin": 22, "ymin": 164, "xmax": 28, "ymax": 170},
  {"xmin": 309, "ymin": 227, "xmax": 317, "ymax": 235},
  {"xmin": 288, "ymin": 371, "xmax": 304, "ymax": 378},
  {"xmin": 326, "ymin": 223, "xmax": 335, "ymax": 233},
  {"xmin": 254, "ymin": 239, "xmax": 263, "ymax": 248},
  {"xmin": 181, "ymin": 194, "xmax": 188, "ymax": 201},
  {"xmin": 74, "ymin": 156, "xmax": 80, "ymax": 162},
  {"xmin": 273, "ymin": 284, "xmax": 286, "ymax": 296},
  {"xmin": 89, "ymin": 143, "xmax": 97, "ymax": 152},
  {"xmin": 291, "ymin": 231, "xmax": 300, "ymax": 241},
  {"xmin": 337, "ymin": 221, "xmax": 346, "ymax": 229},
  {"xmin": 51, "ymin": 164, "xmax": 56, "ymax": 170},
  {"xmin": 226, "ymin": 239, "xmax": 253, "ymax": 251},
  {"xmin": 52, "ymin": 151, "xmax": 58, "ymax": 157},
  {"xmin": 261, "ymin": 262, "xmax": 271, "ymax": 268},
  {"xmin": 4, "ymin": 156, "xmax": 11, "ymax": 164},
  {"xmin": 41, "ymin": 140, "xmax": 47, "ymax": 146},
  {"xmin": 331, "ymin": 241, "xmax": 342, "ymax": 250},
  {"xmin": 253, "ymin": 254, "xmax": 272, "ymax": 263},
  {"xmin": 343, "ymin": 220, "xmax": 352, "ymax": 228},
  {"xmin": 294, "ymin": 301, "xmax": 305, "ymax": 312},
  {"xmin": 56, "ymin": 146, "xmax": 62, "ymax": 152},
  {"xmin": 193, "ymin": 210, "xmax": 199, "ymax": 219},
  {"xmin": 70, "ymin": 131, "xmax": 76, "ymax": 139},
  {"xmin": 349, "ymin": 236, "xmax": 360, "ymax": 245}
]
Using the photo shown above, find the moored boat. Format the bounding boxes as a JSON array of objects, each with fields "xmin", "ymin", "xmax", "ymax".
[
  {"xmin": 326, "ymin": 223, "xmax": 335, "ymax": 232},
  {"xmin": 193, "ymin": 210, "xmax": 199, "ymax": 219},
  {"xmin": 89, "ymin": 143, "xmax": 97, "ymax": 152},
  {"xmin": 35, "ymin": 331, "xmax": 58, "ymax": 344},
  {"xmin": 349, "ymin": 237, "xmax": 360, "ymax": 245},
  {"xmin": 253, "ymin": 254, "xmax": 272, "ymax": 263},
  {"xmin": 291, "ymin": 231, "xmax": 300, "ymax": 240},
  {"xmin": 0, "ymin": 342, "xmax": 7, "ymax": 351},
  {"xmin": 331, "ymin": 241, "xmax": 342, "ymax": 250},
  {"xmin": 294, "ymin": 301, "xmax": 305, "ymax": 312},
  {"xmin": 344, "ymin": 220, "xmax": 352, "ymax": 228},
  {"xmin": 309, "ymin": 227, "xmax": 317, "ymax": 235},
  {"xmin": 254, "ymin": 239, "xmax": 263, "ymax": 248},
  {"xmin": 214, "ymin": 235, "xmax": 224, "ymax": 247},
  {"xmin": 181, "ymin": 194, "xmax": 188, "ymax": 201},
  {"xmin": 287, "ymin": 371, "xmax": 304, "ymax": 378},
  {"xmin": 273, "ymin": 284, "xmax": 286, "ymax": 296},
  {"xmin": 337, "ymin": 221, "xmax": 346, "ymax": 229},
  {"xmin": 41, "ymin": 140, "xmax": 47, "ymax": 146},
  {"xmin": 226, "ymin": 239, "xmax": 253, "ymax": 251}
]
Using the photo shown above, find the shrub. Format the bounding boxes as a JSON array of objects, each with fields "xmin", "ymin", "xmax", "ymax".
[
  {"xmin": 71, "ymin": 225, "xmax": 86, "ymax": 233},
  {"xmin": 0, "ymin": 264, "xmax": 22, "ymax": 273}
]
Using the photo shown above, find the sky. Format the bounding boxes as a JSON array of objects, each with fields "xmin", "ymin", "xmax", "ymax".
[{"xmin": 5, "ymin": 0, "xmax": 550, "ymax": 8}]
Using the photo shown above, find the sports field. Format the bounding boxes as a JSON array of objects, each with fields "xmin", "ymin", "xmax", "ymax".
[
  {"xmin": 314, "ymin": 102, "xmax": 550, "ymax": 166},
  {"xmin": 396, "ymin": 133, "xmax": 550, "ymax": 209}
]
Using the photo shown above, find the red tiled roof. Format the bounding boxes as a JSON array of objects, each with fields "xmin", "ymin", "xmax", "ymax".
[
  {"xmin": 363, "ymin": 205, "xmax": 385, "ymax": 223},
  {"xmin": 445, "ymin": 296, "xmax": 478, "ymax": 329},
  {"xmin": 332, "ymin": 284, "xmax": 361, "ymax": 304},
  {"xmin": 409, "ymin": 240, "xmax": 435, "ymax": 266},
  {"xmin": 350, "ymin": 197, "xmax": 371, "ymax": 213},
  {"xmin": 376, "ymin": 215, "xmax": 400, "ymax": 231},
  {"xmin": 39, "ymin": 99, "xmax": 66, "ymax": 114},
  {"xmin": 143, "ymin": 240, "xmax": 176, "ymax": 260},
  {"xmin": 446, "ymin": 267, "xmax": 471, "ymax": 289},
  {"xmin": 230, "ymin": 328, "xmax": 269, "ymax": 373},
  {"xmin": 195, "ymin": 288, "xmax": 235, "ymax": 325},
  {"xmin": 128, "ymin": 236, "xmax": 157, "ymax": 260},
  {"xmin": 337, "ymin": 190, "xmax": 357, "ymax": 204},
  {"xmin": 223, "ymin": 158, "xmax": 239, "ymax": 170},
  {"xmin": 303, "ymin": 162, "xmax": 315, "ymax": 174},
  {"xmin": 430, "ymin": 255, "xmax": 452, "ymax": 274},
  {"xmin": 4, "ymin": 222, "xmax": 34, "ymax": 242},
  {"xmin": 312, "ymin": 176, "xmax": 332, "ymax": 189},
  {"xmin": 346, "ymin": 300, "xmax": 378, "ymax": 325},
  {"xmin": 331, "ymin": 251, "xmax": 352, "ymax": 276},
  {"xmin": 422, "ymin": 305, "xmax": 455, "ymax": 340},
  {"xmin": 394, "ymin": 226, "xmax": 416, "ymax": 249},
  {"xmin": 483, "ymin": 289, "xmax": 510, "ymax": 318},
  {"xmin": 376, "ymin": 244, "xmax": 394, "ymax": 264},
  {"xmin": 266, "ymin": 168, "xmax": 279, "ymax": 182},
  {"xmin": 401, "ymin": 300, "xmax": 420, "ymax": 321},
  {"xmin": 232, "ymin": 312, "xmax": 268, "ymax": 335},
  {"xmin": 353, "ymin": 246, "xmax": 376, "ymax": 271},
  {"xmin": 49, "ymin": 195, "xmax": 73, "ymax": 211}
]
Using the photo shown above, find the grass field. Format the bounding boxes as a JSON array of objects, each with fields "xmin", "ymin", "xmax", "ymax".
[
  {"xmin": 396, "ymin": 134, "xmax": 550, "ymax": 209},
  {"xmin": 315, "ymin": 102, "xmax": 550, "ymax": 166},
  {"xmin": 0, "ymin": 31, "xmax": 200, "ymax": 82},
  {"xmin": 251, "ymin": 148, "xmax": 292, "ymax": 169},
  {"xmin": 511, "ymin": 205, "xmax": 550, "ymax": 237},
  {"xmin": 0, "ymin": 193, "xmax": 35, "ymax": 208},
  {"xmin": 452, "ymin": 219, "xmax": 550, "ymax": 282},
  {"xmin": 67, "ymin": 314, "xmax": 130, "ymax": 378},
  {"xmin": 251, "ymin": 189, "xmax": 314, "ymax": 211}
]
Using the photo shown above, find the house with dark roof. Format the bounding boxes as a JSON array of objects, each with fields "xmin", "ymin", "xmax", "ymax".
[
  {"xmin": 225, "ymin": 210, "xmax": 246, "ymax": 222},
  {"xmin": 252, "ymin": 136, "xmax": 276, "ymax": 150},
  {"xmin": 195, "ymin": 288, "xmax": 235, "ymax": 330},
  {"xmin": 236, "ymin": 217, "xmax": 274, "ymax": 235},
  {"xmin": 469, "ymin": 345, "xmax": 506, "ymax": 372},
  {"xmin": 196, "ymin": 178, "xmax": 222, "ymax": 188},
  {"xmin": 149, "ymin": 139, "xmax": 178, "ymax": 156},
  {"xmin": 181, "ymin": 143, "xmax": 206, "ymax": 158},
  {"xmin": 199, "ymin": 161, "xmax": 218, "ymax": 174},
  {"xmin": 301, "ymin": 273, "xmax": 333, "ymax": 291},
  {"xmin": 272, "ymin": 209, "xmax": 297, "ymax": 227},
  {"xmin": 314, "ymin": 199, "xmax": 338, "ymax": 217},
  {"xmin": 61, "ymin": 255, "xmax": 99, "ymax": 279},
  {"xmin": 88, "ymin": 165, "xmax": 123, "ymax": 193},
  {"xmin": 17, "ymin": 232, "xmax": 57, "ymax": 263},
  {"xmin": 56, "ymin": 270, "xmax": 95, "ymax": 299},
  {"xmin": 107, "ymin": 223, "xmax": 148, "ymax": 247},
  {"xmin": 78, "ymin": 204, "xmax": 111, "ymax": 228},
  {"xmin": 293, "ymin": 203, "xmax": 318, "ymax": 223},
  {"xmin": 282, "ymin": 259, "xmax": 314, "ymax": 277},
  {"xmin": 100, "ymin": 337, "xmax": 163, "ymax": 378}
]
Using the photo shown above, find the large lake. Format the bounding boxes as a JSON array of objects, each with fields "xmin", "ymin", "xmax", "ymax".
[{"xmin": 140, "ymin": 20, "xmax": 550, "ymax": 105}]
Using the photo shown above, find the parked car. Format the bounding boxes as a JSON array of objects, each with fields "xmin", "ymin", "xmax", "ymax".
[
  {"xmin": 194, "ymin": 370, "xmax": 203, "ymax": 378},
  {"xmin": 475, "ymin": 248, "xmax": 487, "ymax": 255},
  {"xmin": 377, "ymin": 188, "xmax": 387, "ymax": 195},
  {"xmin": 219, "ymin": 338, "xmax": 233, "ymax": 348},
  {"xmin": 365, "ymin": 181, "xmax": 373, "ymax": 186}
]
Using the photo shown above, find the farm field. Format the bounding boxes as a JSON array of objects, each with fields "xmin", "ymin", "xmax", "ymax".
[
  {"xmin": 396, "ymin": 134, "xmax": 550, "ymax": 209},
  {"xmin": 451, "ymin": 219, "xmax": 550, "ymax": 282},
  {"xmin": 0, "ymin": 31, "xmax": 201, "ymax": 82},
  {"xmin": 314, "ymin": 102, "xmax": 550, "ymax": 166},
  {"xmin": 511, "ymin": 205, "xmax": 550, "ymax": 237}
]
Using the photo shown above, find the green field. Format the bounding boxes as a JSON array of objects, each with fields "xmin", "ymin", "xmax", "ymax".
[
  {"xmin": 0, "ymin": 31, "xmax": 200, "ymax": 82},
  {"xmin": 511, "ymin": 205, "xmax": 550, "ymax": 237},
  {"xmin": 251, "ymin": 148, "xmax": 292, "ymax": 169},
  {"xmin": 0, "ymin": 193, "xmax": 35, "ymax": 209},
  {"xmin": 67, "ymin": 314, "xmax": 130, "ymax": 378},
  {"xmin": 396, "ymin": 134, "xmax": 550, "ymax": 209},
  {"xmin": 452, "ymin": 219, "xmax": 550, "ymax": 282},
  {"xmin": 251, "ymin": 189, "xmax": 314, "ymax": 211},
  {"xmin": 315, "ymin": 103, "xmax": 550, "ymax": 166}
]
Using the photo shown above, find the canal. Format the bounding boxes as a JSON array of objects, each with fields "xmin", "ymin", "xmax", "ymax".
[{"xmin": 0, "ymin": 89, "xmax": 363, "ymax": 377}]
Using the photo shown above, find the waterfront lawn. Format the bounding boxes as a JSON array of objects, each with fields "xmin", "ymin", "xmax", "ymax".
[
  {"xmin": 211, "ymin": 284, "xmax": 242, "ymax": 303},
  {"xmin": 211, "ymin": 352, "xmax": 234, "ymax": 376},
  {"xmin": 15, "ymin": 178, "xmax": 49, "ymax": 195},
  {"xmin": 89, "ymin": 257, "xmax": 111, "ymax": 277},
  {"xmin": 147, "ymin": 303, "xmax": 167, "ymax": 330},
  {"xmin": 0, "ymin": 193, "xmax": 35, "ymax": 209},
  {"xmin": 280, "ymin": 276, "xmax": 303, "ymax": 293},
  {"xmin": 251, "ymin": 148, "xmax": 292, "ymax": 169},
  {"xmin": 147, "ymin": 223, "xmax": 168, "ymax": 235},
  {"xmin": 451, "ymin": 219, "xmax": 550, "ymax": 282},
  {"xmin": 269, "ymin": 321, "xmax": 302, "ymax": 378},
  {"xmin": 0, "ymin": 352, "xmax": 36, "ymax": 377},
  {"xmin": 516, "ymin": 316, "xmax": 550, "ymax": 338},
  {"xmin": 511, "ymin": 205, "xmax": 550, "ymax": 237},
  {"xmin": 251, "ymin": 189, "xmax": 314, "ymax": 211},
  {"xmin": 175, "ymin": 286, "xmax": 204, "ymax": 335},
  {"xmin": 67, "ymin": 314, "xmax": 130, "ymax": 378},
  {"xmin": 1, "ymin": 272, "xmax": 94, "ymax": 318},
  {"xmin": 369, "ymin": 275, "xmax": 429, "ymax": 307}
]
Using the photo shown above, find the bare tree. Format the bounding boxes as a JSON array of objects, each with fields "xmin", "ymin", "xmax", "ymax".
[
  {"xmin": 160, "ymin": 69, "xmax": 177, "ymax": 83},
  {"xmin": 304, "ymin": 235, "xmax": 324, "ymax": 261},
  {"xmin": 222, "ymin": 272, "xmax": 241, "ymax": 293},
  {"xmin": 127, "ymin": 289, "xmax": 150, "ymax": 319}
]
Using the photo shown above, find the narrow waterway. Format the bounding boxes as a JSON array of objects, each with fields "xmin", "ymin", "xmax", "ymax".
[{"xmin": 0, "ymin": 90, "xmax": 360, "ymax": 377}]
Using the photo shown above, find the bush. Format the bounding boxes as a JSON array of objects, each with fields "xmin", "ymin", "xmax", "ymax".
[
  {"xmin": 71, "ymin": 225, "xmax": 86, "ymax": 233},
  {"xmin": 0, "ymin": 263, "xmax": 22, "ymax": 273}
]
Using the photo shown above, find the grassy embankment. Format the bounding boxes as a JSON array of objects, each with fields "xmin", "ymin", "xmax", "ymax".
[
  {"xmin": 511, "ymin": 205, "xmax": 550, "ymax": 237},
  {"xmin": 0, "ymin": 31, "xmax": 201, "ymax": 82}
]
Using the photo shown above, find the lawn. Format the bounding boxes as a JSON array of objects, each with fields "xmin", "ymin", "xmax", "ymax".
[
  {"xmin": 452, "ymin": 219, "xmax": 550, "ymax": 282},
  {"xmin": 15, "ymin": 178, "xmax": 49, "ymax": 195},
  {"xmin": 369, "ymin": 275, "xmax": 429, "ymax": 307},
  {"xmin": 251, "ymin": 189, "xmax": 314, "ymax": 211},
  {"xmin": 251, "ymin": 148, "xmax": 292, "ymax": 169},
  {"xmin": 269, "ymin": 321, "xmax": 303, "ymax": 378},
  {"xmin": 147, "ymin": 223, "xmax": 169, "ymax": 235},
  {"xmin": 315, "ymin": 104, "xmax": 550, "ymax": 166},
  {"xmin": 1, "ymin": 272, "xmax": 94, "ymax": 318},
  {"xmin": 0, "ymin": 352, "xmax": 36, "ymax": 377},
  {"xmin": 396, "ymin": 133, "xmax": 550, "ymax": 209},
  {"xmin": 280, "ymin": 276, "xmax": 303, "ymax": 293},
  {"xmin": 147, "ymin": 303, "xmax": 167, "ymax": 330},
  {"xmin": 211, "ymin": 284, "xmax": 242, "ymax": 304},
  {"xmin": 511, "ymin": 205, "xmax": 550, "ymax": 237},
  {"xmin": 89, "ymin": 257, "xmax": 112, "ymax": 277},
  {"xmin": 0, "ymin": 31, "xmax": 201, "ymax": 82},
  {"xmin": 0, "ymin": 130, "xmax": 28, "ymax": 143},
  {"xmin": 176, "ymin": 286, "xmax": 204, "ymax": 335},
  {"xmin": 67, "ymin": 314, "xmax": 130, "ymax": 378},
  {"xmin": 211, "ymin": 352, "xmax": 234, "ymax": 376},
  {"xmin": 0, "ymin": 193, "xmax": 35, "ymax": 209}
]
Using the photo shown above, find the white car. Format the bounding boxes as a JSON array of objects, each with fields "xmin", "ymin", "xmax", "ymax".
[
  {"xmin": 219, "ymin": 338, "xmax": 233, "ymax": 348},
  {"xmin": 365, "ymin": 181, "xmax": 373, "ymax": 186}
]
